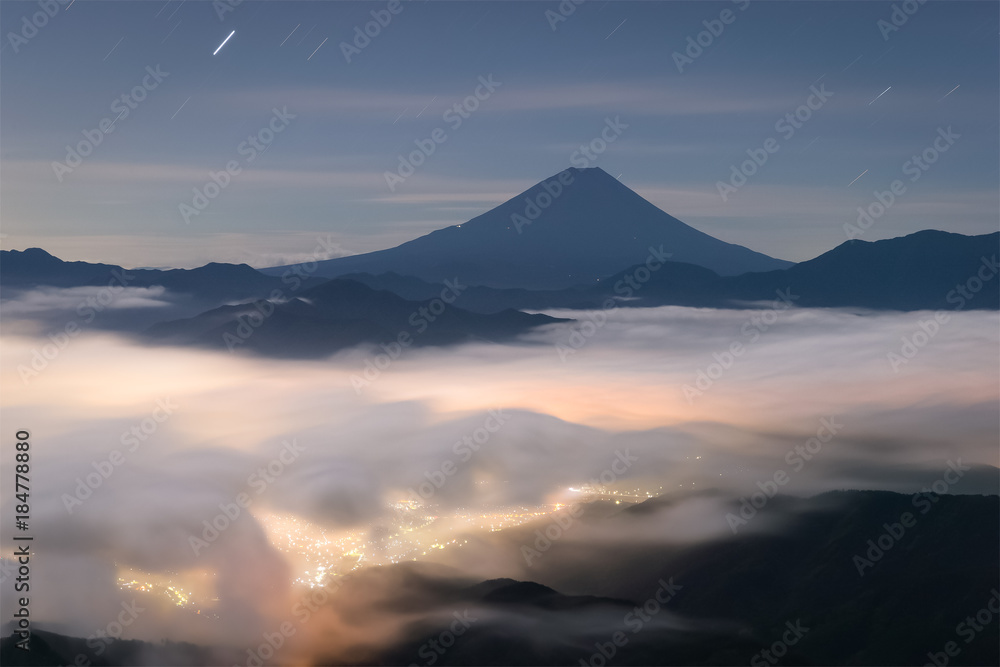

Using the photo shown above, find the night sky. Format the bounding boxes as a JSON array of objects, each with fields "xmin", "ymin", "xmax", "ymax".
[{"xmin": 2, "ymin": 0, "xmax": 997, "ymax": 268}]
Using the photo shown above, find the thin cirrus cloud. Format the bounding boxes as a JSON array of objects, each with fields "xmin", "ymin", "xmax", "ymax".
[
  {"xmin": 1, "ymin": 159, "xmax": 386, "ymax": 190},
  {"xmin": 204, "ymin": 81, "xmax": 812, "ymax": 119},
  {"xmin": 197, "ymin": 78, "xmax": 995, "ymax": 128},
  {"xmin": 3, "ymin": 158, "xmax": 994, "ymax": 268}
]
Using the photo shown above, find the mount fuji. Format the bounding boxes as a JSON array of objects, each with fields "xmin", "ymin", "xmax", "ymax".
[{"xmin": 262, "ymin": 167, "xmax": 792, "ymax": 289}]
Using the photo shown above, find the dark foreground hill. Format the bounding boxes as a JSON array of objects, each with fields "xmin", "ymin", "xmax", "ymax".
[
  {"xmin": 145, "ymin": 277, "xmax": 565, "ymax": 357},
  {"xmin": 6, "ymin": 490, "xmax": 995, "ymax": 666},
  {"xmin": 368, "ymin": 490, "xmax": 999, "ymax": 666}
]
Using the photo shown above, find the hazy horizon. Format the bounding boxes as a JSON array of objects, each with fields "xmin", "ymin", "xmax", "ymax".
[{"xmin": 2, "ymin": 1, "xmax": 997, "ymax": 268}]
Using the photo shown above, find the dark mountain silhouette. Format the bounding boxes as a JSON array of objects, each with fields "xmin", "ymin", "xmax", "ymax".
[
  {"xmin": 0, "ymin": 628, "xmax": 238, "ymax": 666},
  {"xmin": 375, "ymin": 490, "xmax": 998, "ymax": 666},
  {"xmin": 338, "ymin": 270, "xmax": 599, "ymax": 314},
  {"xmin": 145, "ymin": 278, "xmax": 565, "ymax": 357},
  {"xmin": 722, "ymin": 229, "xmax": 999, "ymax": 310},
  {"xmin": 6, "ymin": 229, "xmax": 995, "ymax": 354},
  {"xmin": 341, "ymin": 259, "xmax": 726, "ymax": 313},
  {"xmin": 260, "ymin": 167, "xmax": 792, "ymax": 289},
  {"xmin": 3, "ymin": 491, "xmax": 995, "ymax": 666},
  {"xmin": 342, "ymin": 230, "xmax": 1000, "ymax": 313},
  {"xmin": 0, "ymin": 247, "xmax": 320, "ymax": 305},
  {"xmin": 465, "ymin": 578, "xmax": 636, "ymax": 611},
  {"xmin": 371, "ymin": 575, "xmax": 777, "ymax": 667}
]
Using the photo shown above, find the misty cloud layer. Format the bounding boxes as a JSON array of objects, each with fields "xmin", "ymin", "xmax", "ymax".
[{"xmin": 1, "ymin": 300, "xmax": 996, "ymax": 662}]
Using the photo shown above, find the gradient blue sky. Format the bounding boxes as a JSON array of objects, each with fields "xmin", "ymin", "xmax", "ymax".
[{"xmin": 2, "ymin": 0, "xmax": 997, "ymax": 268}]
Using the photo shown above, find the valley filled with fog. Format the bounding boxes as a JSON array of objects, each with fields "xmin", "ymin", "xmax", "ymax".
[{"xmin": 2, "ymin": 296, "xmax": 996, "ymax": 664}]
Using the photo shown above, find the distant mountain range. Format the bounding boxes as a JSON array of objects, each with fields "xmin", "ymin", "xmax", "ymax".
[
  {"xmin": 5, "ymin": 230, "xmax": 995, "ymax": 318},
  {"xmin": 261, "ymin": 167, "xmax": 793, "ymax": 289},
  {"xmin": 0, "ymin": 247, "xmax": 301, "ymax": 302},
  {"xmin": 2, "ymin": 171, "xmax": 996, "ymax": 356},
  {"xmin": 144, "ymin": 278, "xmax": 565, "ymax": 357},
  {"xmin": 338, "ymin": 230, "xmax": 1000, "ymax": 313}
]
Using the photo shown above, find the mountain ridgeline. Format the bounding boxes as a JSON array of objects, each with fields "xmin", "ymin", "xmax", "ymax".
[
  {"xmin": 339, "ymin": 230, "xmax": 1000, "ymax": 314},
  {"xmin": 144, "ymin": 278, "xmax": 566, "ymax": 357},
  {"xmin": 4, "ymin": 490, "xmax": 997, "ymax": 666},
  {"xmin": 2, "ymin": 166, "xmax": 997, "ymax": 356},
  {"xmin": 261, "ymin": 167, "xmax": 793, "ymax": 289}
]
